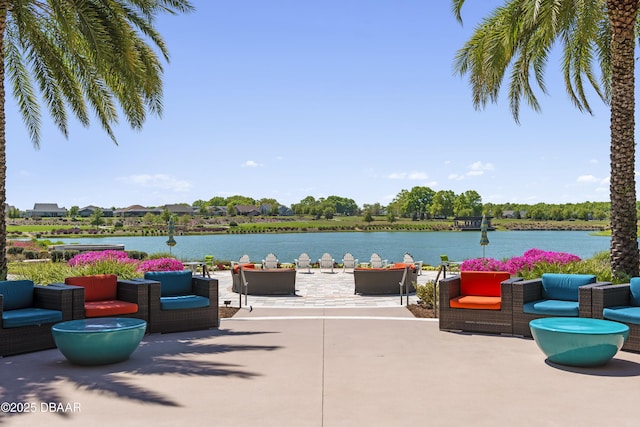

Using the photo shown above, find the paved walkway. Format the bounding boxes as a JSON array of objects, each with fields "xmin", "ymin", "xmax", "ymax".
[
  {"xmin": 2, "ymin": 308, "xmax": 640, "ymax": 426},
  {"xmin": 216, "ymin": 268, "xmax": 442, "ymax": 308}
]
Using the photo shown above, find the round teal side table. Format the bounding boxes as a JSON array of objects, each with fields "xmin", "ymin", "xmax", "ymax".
[
  {"xmin": 529, "ymin": 317, "xmax": 629, "ymax": 367},
  {"xmin": 52, "ymin": 318, "xmax": 146, "ymax": 365}
]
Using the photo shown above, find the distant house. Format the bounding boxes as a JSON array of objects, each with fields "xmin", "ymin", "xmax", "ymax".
[
  {"xmin": 114, "ymin": 205, "xmax": 161, "ymax": 217},
  {"xmin": 453, "ymin": 216, "xmax": 495, "ymax": 231},
  {"xmin": 205, "ymin": 206, "xmax": 227, "ymax": 216},
  {"xmin": 26, "ymin": 203, "xmax": 67, "ymax": 218},
  {"xmin": 277, "ymin": 205, "xmax": 294, "ymax": 216},
  {"xmin": 78, "ymin": 205, "xmax": 114, "ymax": 217},
  {"xmin": 164, "ymin": 204, "xmax": 194, "ymax": 216},
  {"xmin": 234, "ymin": 205, "xmax": 261, "ymax": 216}
]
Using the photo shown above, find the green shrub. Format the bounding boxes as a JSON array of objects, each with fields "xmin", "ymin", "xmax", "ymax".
[
  {"xmin": 7, "ymin": 246, "xmax": 24, "ymax": 255},
  {"xmin": 415, "ymin": 280, "xmax": 436, "ymax": 308},
  {"xmin": 126, "ymin": 250, "xmax": 148, "ymax": 260}
]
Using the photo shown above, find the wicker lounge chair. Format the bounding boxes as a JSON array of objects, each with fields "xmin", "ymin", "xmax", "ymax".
[
  {"xmin": 438, "ymin": 271, "xmax": 521, "ymax": 335},
  {"xmin": 59, "ymin": 274, "xmax": 150, "ymax": 323},
  {"xmin": 342, "ymin": 253, "xmax": 358, "ymax": 273},
  {"xmin": 592, "ymin": 279, "xmax": 640, "ymax": 352},
  {"xmin": 1, "ymin": 280, "xmax": 74, "ymax": 356},
  {"xmin": 144, "ymin": 270, "xmax": 219, "ymax": 334},
  {"xmin": 512, "ymin": 273, "xmax": 608, "ymax": 337}
]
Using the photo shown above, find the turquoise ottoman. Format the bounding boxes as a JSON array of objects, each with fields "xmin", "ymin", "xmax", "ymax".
[
  {"xmin": 529, "ymin": 317, "xmax": 629, "ymax": 367},
  {"xmin": 52, "ymin": 318, "xmax": 146, "ymax": 365}
]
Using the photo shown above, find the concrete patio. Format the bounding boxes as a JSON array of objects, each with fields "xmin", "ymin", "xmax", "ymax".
[{"xmin": 1, "ymin": 270, "xmax": 640, "ymax": 426}]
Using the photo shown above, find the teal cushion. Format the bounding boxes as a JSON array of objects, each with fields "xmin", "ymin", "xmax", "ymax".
[
  {"xmin": 0, "ymin": 280, "xmax": 35, "ymax": 310},
  {"xmin": 145, "ymin": 271, "xmax": 193, "ymax": 297},
  {"xmin": 629, "ymin": 278, "xmax": 640, "ymax": 306},
  {"xmin": 541, "ymin": 273, "xmax": 596, "ymax": 301},
  {"xmin": 523, "ymin": 299, "xmax": 579, "ymax": 316},
  {"xmin": 603, "ymin": 306, "xmax": 640, "ymax": 325},
  {"xmin": 160, "ymin": 295, "xmax": 209, "ymax": 310},
  {"xmin": 2, "ymin": 307, "xmax": 62, "ymax": 328}
]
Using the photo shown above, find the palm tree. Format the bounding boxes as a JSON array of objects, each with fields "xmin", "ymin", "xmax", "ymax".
[
  {"xmin": 452, "ymin": 0, "xmax": 639, "ymax": 279},
  {"xmin": 0, "ymin": 1, "xmax": 193, "ymax": 279}
]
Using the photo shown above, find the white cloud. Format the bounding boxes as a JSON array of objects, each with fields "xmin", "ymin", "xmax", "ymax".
[
  {"xmin": 466, "ymin": 161, "xmax": 495, "ymax": 177},
  {"xmin": 589, "ymin": 158, "xmax": 599, "ymax": 164},
  {"xmin": 242, "ymin": 160, "xmax": 260, "ymax": 168},
  {"xmin": 577, "ymin": 175, "xmax": 599, "ymax": 183},
  {"xmin": 387, "ymin": 171, "xmax": 428, "ymax": 180},
  {"xmin": 448, "ymin": 173, "xmax": 464, "ymax": 181},
  {"xmin": 119, "ymin": 174, "xmax": 191, "ymax": 192}
]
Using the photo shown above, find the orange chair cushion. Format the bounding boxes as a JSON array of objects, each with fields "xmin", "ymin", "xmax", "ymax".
[
  {"xmin": 65, "ymin": 274, "xmax": 118, "ymax": 302},
  {"xmin": 355, "ymin": 267, "xmax": 405, "ymax": 271},
  {"xmin": 459, "ymin": 271, "xmax": 510, "ymax": 297},
  {"xmin": 449, "ymin": 295, "xmax": 501, "ymax": 310},
  {"xmin": 84, "ymin": 300, "xmax": 138, "ymax": 317},
  {"xmin": 392, "ymin": 263, "xmax": 415, "ymax": 269},
  {"xmin": 233, "ymin": 263, "xmax": 256, "ymax": 273}
]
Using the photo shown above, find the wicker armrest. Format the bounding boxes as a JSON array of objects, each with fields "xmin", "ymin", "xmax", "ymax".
[
  {"xmin": 117, "ymin": 279, "xmax": 151, "ymax": 304},
  {"xmin": 48, "ymin": 283, "xmax": 85, "ymax": 319},
  {"xmin": 592, "ymin": 284, "xmax": 632, "ymax": 319},
  {"xmin": 439, "ymin": 276, "xmax": 461, "ymax": 299},
  {"xmin": 578, "ymin": 281, "xmax": 611, "ymax": 317},
  {"xmin": 512, "ymin": 278, "xmax": 543, "ymax": 306},
  {"xmin": 33, "ymin": 285, "xmax": 74, "ymax": 320},
  {"xmin": 192, "ymin": 276, "xmax": 218, "ymax": 299}
]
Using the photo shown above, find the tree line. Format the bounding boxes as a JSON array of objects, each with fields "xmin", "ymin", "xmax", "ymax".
[{"xmin": 192, "ymin": 187, "xmax": 616, "ymax": 221}]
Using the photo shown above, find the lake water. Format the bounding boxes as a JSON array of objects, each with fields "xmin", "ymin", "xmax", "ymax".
[{"xmin": 55, "ymin": 231, "xmax": 611, "ymax": 266}]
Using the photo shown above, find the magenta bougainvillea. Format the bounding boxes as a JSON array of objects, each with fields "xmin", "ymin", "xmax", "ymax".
[
  {"xmin": 137, "ymin": 258, "xmax": 185, "ymax": 272},
  {"xmin": 460, "ymin": 248, "xmax": 581, "ymax": 275},
  {"xmin": 68, "ymin": 251, "xmax": 184, "ymax": 272},
  {"xmin": 68, "ymin": 250, "xmax": 137, "ymax": 267}
]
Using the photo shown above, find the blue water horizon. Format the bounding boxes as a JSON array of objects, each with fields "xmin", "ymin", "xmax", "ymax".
[{"xmin": 54, "ymin": 230, "xmax": 611, "ymax": 266}]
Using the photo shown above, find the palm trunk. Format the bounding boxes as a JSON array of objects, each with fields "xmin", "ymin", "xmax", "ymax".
[
  {"xmin": 608, "ymin": 0, "xmax": 639, "ymax": 279},
  {"xmin": 0, "ymin": 5, "xmax": 7, "ymax": 280}
]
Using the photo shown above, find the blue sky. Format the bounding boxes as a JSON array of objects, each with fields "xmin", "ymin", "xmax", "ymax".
[{"xmin": 6, "ymin": 1, "xmax": 616, "ymax": 211}]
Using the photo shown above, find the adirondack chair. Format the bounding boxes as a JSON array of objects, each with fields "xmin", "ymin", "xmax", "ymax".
[
  {"xmin": 342, "ymin": 253, "xmax": 358, "ymax": 273},
  {"xmin": 403, "ymin": 252, "xmax": 423, "ymax": 276},
  {"xmin": 262, "ymin": 253, "xmax": 279, "ymax": 269},
  {"xmin": 318, "ymin": 253, "xmax": 335, "ymax": 273},
  {"xmin": 295, "ymin": 253, "xmax": 313, "ymax": 273},
  {"xmin": 369, "ymin": 253, "xmax": 388, "ymax": 268}
]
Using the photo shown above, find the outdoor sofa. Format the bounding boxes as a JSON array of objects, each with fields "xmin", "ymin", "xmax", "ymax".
[
  {"xmin": 236, "ymin": 266, "xmax": 297, "ymax": 295},
  {"xmin": 353, "ymin": 264, "xmax": 417, "ymax": 295}
]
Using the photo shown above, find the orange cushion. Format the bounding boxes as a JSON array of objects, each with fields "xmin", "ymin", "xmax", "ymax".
[
  {"xmin": 233, "ymin": 263, "xmax": 256, "ymax": 273},
  {"xmin": 65, "ymin": 274, "xmax": 118, "ymax": 301},
  {"xmin": 393, "ymin": 263, "xmax": 415, "ymax": 269},
  {"xmin": 459, "ymin": 271, "xmax": 510, "ymax": 297},
  {"xmin": 449, "ymin": 295, "xmax": 501, "ymax": 310},
  {"xmin": 84, "ymin": 300, "xmax": 138, "ymax": 317}
]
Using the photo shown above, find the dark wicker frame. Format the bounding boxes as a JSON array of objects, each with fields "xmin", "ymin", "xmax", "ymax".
[
  {"xmin": 592, "ymin": 284, "xmax": 640, "ymax": 353},
  {"xmin": 438, "ymin": 276, "xmax": 521, "ymax": 335},
  {"xmin": 353, "ymin": 268, "xmax": 417, "ymax": 295},
  {"xmin": 1, "ymin": 285, "xmax": 74, "ymax": 357},
  {"xmin": 512, "ymin": 278, "xmax": 609, "ymax": 337},
  {"xmin": 238, "ymin": 268, "xmax": 296, "ymax": 295},
  {"xmin": 148, "ymin": 276, "xmax": 219, "ymax": 334}
]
